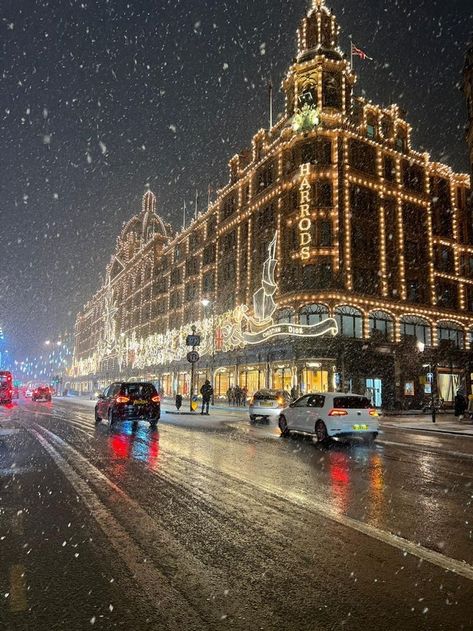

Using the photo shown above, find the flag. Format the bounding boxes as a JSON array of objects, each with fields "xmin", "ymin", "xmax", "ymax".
[{"xmin": 352, "ymin": 44, "xmax": 373, "ymax": 61}]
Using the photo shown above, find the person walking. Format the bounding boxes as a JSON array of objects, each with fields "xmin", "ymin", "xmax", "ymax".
[
  {"xmin": 454, "ymin": 390, "xmax": 467, "ymax": 421},
  {"xmin": 200, "ymin": 380, "xmax": 213, "ymax": 415}
]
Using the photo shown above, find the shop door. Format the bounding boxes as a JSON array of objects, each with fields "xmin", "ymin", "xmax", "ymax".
[
  {"xmin": 303, "ymin": 369, "xmax": 329, "ymax": 393},
  {"xmin": 215, "ymin": 372, "xmax": 230, "ymax": 399},
  {"xmin": 272, "ymin": 368, "xmax": 292, "ymax": 392},
  {"xmin": 240, "ymin": 370, "xmax": 263, "ymax": 396},
  {"xmin": 365, "ymin": 379, "xmax": 382, "ymax": 408}
]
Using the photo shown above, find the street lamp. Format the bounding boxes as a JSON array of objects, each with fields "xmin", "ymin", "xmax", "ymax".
[
  {"xmin": 201, "ymin": 299, "xmax": 215, "ymax": 403},
  {"xmin": 418, "ymin": 342, "xmax": 437, "ymax": 423}
]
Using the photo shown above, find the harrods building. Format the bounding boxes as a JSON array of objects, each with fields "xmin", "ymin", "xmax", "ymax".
[{"xmin": 71, "ymin": 0, "xmax": 473, "ymax": 408}]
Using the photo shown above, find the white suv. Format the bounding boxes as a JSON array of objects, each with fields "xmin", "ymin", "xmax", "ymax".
[{"xmin": 278, "ymin": 393, "xmax": 379, "ymax": 444}]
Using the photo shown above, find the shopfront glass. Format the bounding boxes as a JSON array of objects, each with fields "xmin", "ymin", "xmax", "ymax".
[
  {"xmin": 272, "ymin": 367, "xmax": 293, "ymax": 392},
  {"xmin": 240, "ymin": 369, "xmax": 264, "ymax": 395},
  {"xmin": 161, "ymin": 374, "xmax": 173, "ymax": 396},
  {"xmin": 437, "ymin": 372, "xmax": 460, "ymax": 404},
  {"xmin": 301, "ymin": 369, "xmax": 329, "ymax": 393},
  {"xmin": 177, "ymin": 372, "xmax": 190, "ymax": 396},
  {"xmin": 215, "ymin": 371, "xmax": 231, "ymax": 399}
]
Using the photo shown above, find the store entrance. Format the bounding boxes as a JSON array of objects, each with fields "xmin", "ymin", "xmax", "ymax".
[
  {"xmin": 365, "ymin": 378, "xmax": 382, "ymax": 408},
  {"xmin": 272, "ymin": 367, "xmax": 293, "ymax": 392},
  {"xmin": 301, "ymin": 368, "xmax": 329, "ymax": 394},
  {"xmin": 239, "ymin": 367, "xmax": 265, "ymax": 396}
]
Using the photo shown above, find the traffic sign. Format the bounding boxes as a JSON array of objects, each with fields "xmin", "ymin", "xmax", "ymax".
[
  {"xmin": 187, "ymin": 351, "xmax": 200, "ymax": 364},
  {"xmin": 186, "ymin": 334, "xmax": 201, "ymax": 347}
]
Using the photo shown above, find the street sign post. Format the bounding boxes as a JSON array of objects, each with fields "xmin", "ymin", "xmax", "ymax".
[
  {"xmin": 187, "ymin": 326, "xmax": 200, "ymax": 412},
  {"xmin": 187, "ymin": 351, "xmax": 200, "ymax": 364}
]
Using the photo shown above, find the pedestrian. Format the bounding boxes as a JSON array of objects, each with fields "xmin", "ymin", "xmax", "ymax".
[
  {"xmin": 226, "ymin": 387, "xmax": 232, "ymax": 406},
  {"xmin": 454, "ymin": 390, "xmax": 467, "ymax": 420},
  {"xmin": 290, "ymin": 385, "xmax": 297, "ymax": 401},
  {"xmin": 175, "ymin": 393, "xmax": 183, "ymax": 412},
  {"xmin": 242, "ymin": 386, "xmax": 248, "ymax": 406},
  {"xmin": 200, "ymin": 380, "xmax": 213, "ymax": 415},
  {"xmin": 468, "ymin": 393, "xmax": 473, "ymax": 422}
]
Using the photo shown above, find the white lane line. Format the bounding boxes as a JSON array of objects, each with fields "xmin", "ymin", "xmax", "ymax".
[
  {"xmin": 156, "ymin": 441, "xmax": 473, "ymax": 584},
  {"xmin": 378, "ymin": 439, "xmax": 473, "ymax": 461},
  {"xmin": 29, "ymin": 428, "xmax": 207, "ymax": 629}
]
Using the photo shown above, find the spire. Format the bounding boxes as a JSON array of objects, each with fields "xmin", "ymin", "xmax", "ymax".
[
  {"xmin": 142, "ymin": 189, "xmax": 156, "ymax": 215},
  {"xmin": 297, "ymin": 0, "xmax": 342, "ymax": 63}
]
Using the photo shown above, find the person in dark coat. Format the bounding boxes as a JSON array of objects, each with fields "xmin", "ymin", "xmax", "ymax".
[
  {"xmin": 200, "ymin": 380, "xmax": 213, "ymax": 415},
  {"xmin": 454, "ymin": 391, "xmax": 467, "ymax": 419},
  {"xmin": 175, "ymin": 393, "xmax": 183, "ymax": 411}
]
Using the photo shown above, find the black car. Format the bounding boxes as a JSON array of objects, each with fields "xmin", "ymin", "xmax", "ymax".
[{"xmin": 95, "ymin": 382, "xmax": 160, "ymax": 428}]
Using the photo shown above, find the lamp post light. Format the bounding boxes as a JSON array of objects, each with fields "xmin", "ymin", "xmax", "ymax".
[{"xmin": 201, "ymin": 299, "xmax": 215, "ymax": 404}]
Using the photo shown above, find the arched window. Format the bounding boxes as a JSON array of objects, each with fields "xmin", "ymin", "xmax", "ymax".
[
  {"xmin": 437, "ymin": 321, "xmax": 464, "ymax": 349},
  {"xmin": 275, "ymin": 309, "xmax": 295, "ymax": 324},
  {"xmin": 335, "ymin": 306, "xmax": 363, "ymax": 339},
  {"xmin": 299, "ymin": 304, "xmax": 329, "ymax": 326},
  {"xmin": 400, "ymin": 316, "xmax": 432, "ymax": 346},
  {"xmin": 369, "ymin": 311, "xmax": 394, "ymax": 342}
]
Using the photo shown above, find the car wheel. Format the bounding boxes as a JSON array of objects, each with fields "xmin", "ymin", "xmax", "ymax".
[
  {"xmin": 315, "ymin": 420, "xmax": 329, "ymax": 444},
  {"xmin": 150, "ymin": 419, "xmax": 159, "ymax": 429},
  {"xmin": 278, "ymin": 415, "xmax": 290, "ymax": 437},
  {"xmin": 108, "ymin": 408, "xmax": 116, "ymax": 428},
  {"xmin": 249, "ymin": 415, "xmax": 257, "ymax": 424},
  {"xmin": 94, "ymin": 407, "xmax": 101, "ymax": 424}
]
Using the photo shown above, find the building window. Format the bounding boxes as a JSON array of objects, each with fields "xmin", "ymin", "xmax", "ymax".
[
  {"xmin": 203, "ymin": 272, "xmax": 215, "ymax": 294},
  {"xmin": 402, "ymin": 161, "xmax": 425, "ymax": 193},
  {"xmin": 436, "ymin": 280, "xmax": 457, "ymax": 309},
  {"xmin": 313, "ymin": 181, "xmax": 332, "ymax": 207},
  {"xmin": 437, "ymin": 321, "xmax": 464, "ymax": 349},
  {"xmin": 368, "ymin": 311, "xmax": 394, "ymax": 341},
  {"xmin": 317, "ymin": 220, "xmax": 332, "ymax": 247},
  {"xmin": 275, "ymin": 309, "xmax": 295, "ymax": 324},
  {"xmin": 300, "ymin": 304, "xmax": 329, "ymax": 326},
  {"xmin": 366, "ymin": 124, "xmax": 375, "ymax": 139},
  {"xmin": 335, "ymin": 306, "xmax": 363, "ymax": 338},
  {"xmin": 322, "ymin": 71, "xmax": 342, "ymax": 109},
  {"xmin": 203, "ymin": 244, "xmax": 216, "ymax": 266},
  {"xmin": 400, "ymin": 316, "xmax": 432, "ymax": 346},
  {"xmin": 170, "ymin": 267, "xmax": 182, "ymax": 286},
  {"xmin": 434, "ymin": 246, "xmax": 455, "ymax": 274},
  {"xmin": 383, "ymin": 156, "xmax": 396, "ymax": 182},
  {"xmin": 349, "ymin": 140, "xmax": 376, "ymax": 175},
  {"xmin": 221, "ymin": 194, "xmax": 237, "ymax": 221},
  {"xmin": 256, "ymin": 161, "xmax": 274, "ymax": 192}
]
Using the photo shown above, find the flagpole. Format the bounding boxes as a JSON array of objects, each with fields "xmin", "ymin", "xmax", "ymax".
[
  {"xmin": 350, "ymin": 38, "xmax": 354, "ymax": 72},
  {"xmin": 182, "ymin": 201, "xmax": 186, "ymax": 230},
  {"xmin": 195, "ymin": 189, "xmax": 199, "ymax": 219}
]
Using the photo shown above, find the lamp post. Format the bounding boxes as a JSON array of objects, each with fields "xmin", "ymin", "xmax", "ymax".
[{"xmin": 201, "ymin": 299, "xmax": 215, "ymax": 404}]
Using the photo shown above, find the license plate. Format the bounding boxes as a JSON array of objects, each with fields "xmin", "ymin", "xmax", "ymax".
[
  {"xmin": 260, "ymin": 401, "xmax": 274, "ymax": 407},
  {"xmin": 352, "ymin": 424, "xmax": 369, "ymax": 431},
  {"xmin": 135, "ymin": 400, "xmax": 147, "ymax": 405}
]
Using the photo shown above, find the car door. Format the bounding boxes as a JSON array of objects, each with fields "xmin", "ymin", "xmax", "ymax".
[
  {"xmin": 300, "ymin": 395, "xmax": 325, "ymax": 432},
  {"xmin": 287, "ymin": 395, "xmax": 311, "ymax": 430}
]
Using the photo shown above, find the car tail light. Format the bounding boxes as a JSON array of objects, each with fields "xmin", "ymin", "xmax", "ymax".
[
  {"xmin": 277, "ymin": 397, "xmax": 284, "ymax": 405},
  {"xmin": 116, "ymin": 396, "xmax": 130, "ymax": 404},
  {"xmin": 151, "ymin": 395, "xmax": 160, "ymax": 403},
  {"xmin": 369, "ymin": 409, "xmax": 379, "ymax": 417},
  {"xmin": 328, "ymin": 408, "xmax": 348, "ymax": 417},
  {"xmin": 249, "ymin": 398, "xmax": 254, "ymax": 405}
]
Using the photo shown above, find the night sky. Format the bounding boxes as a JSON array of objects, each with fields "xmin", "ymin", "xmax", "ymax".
[{"xmin": 1, "ymin": 0, "xmax": 472, "ymax": 358}]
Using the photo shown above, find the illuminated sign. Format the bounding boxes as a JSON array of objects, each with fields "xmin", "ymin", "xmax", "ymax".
[{"xmin": 299, "ymin": 163, "xmax": 312, "ymax": 261}]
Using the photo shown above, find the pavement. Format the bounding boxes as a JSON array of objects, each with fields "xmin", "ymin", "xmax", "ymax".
[{"xmin": 2, "ymin": 397, "xmax": 473, "ymax": 630}]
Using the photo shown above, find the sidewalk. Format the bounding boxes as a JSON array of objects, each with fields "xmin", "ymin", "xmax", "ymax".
[{"xmin": 381, "ymin": 414, "xmax": 473, "ymax": 436}]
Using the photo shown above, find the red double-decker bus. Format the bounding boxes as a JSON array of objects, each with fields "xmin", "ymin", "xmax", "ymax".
[{"xmin": 0, "ymin": 371, "xmax": 13, "ymax": 404}]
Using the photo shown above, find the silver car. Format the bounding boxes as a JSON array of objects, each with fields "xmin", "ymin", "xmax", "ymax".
[{"xmin": 249, "ymin": 389, "xmax": 292, "ymax": 424}]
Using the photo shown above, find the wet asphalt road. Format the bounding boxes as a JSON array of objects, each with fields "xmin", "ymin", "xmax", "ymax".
[{"xmin": 0, "ymin": 399, "xmax": 472, "ymax": 631}]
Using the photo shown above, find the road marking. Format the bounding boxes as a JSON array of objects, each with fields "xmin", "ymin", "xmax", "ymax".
[
  {"xmin": 30, "ymin": 428, "xmax": 208, "ymax": 629},
  {"xmin": 9, "ymin": 564, "xmax": 27, "ymax": 612},
  {"xmin": 157, "ymin": 441, "xmax": 473, "ymax": 584}
]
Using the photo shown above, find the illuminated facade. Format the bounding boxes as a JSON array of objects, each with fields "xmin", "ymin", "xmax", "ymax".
[{"xmin": 73, "ymin": 0, "xmax": 472, "ymax": 406}]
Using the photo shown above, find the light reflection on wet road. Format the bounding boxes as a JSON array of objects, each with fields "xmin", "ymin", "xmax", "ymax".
[{"xmin": 0, "ymin": 398, "xmax": 472, "ymax": 630}]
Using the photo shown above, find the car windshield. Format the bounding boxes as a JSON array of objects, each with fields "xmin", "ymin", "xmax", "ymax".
[
  {"xmin": 253, "ymin": 391, "xmax": 278, "ymax": 400},
  {"xmin": 333, "ymin": 396, "xmax": 372, "ymax": 409}
]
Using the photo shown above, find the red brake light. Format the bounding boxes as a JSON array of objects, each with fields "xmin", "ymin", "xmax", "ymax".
[
  {"xmin": 116, "ymin": 396, "xmax": 130, "ymax": 404},
  {"xmin": 369, "ymin": 409, "xmax": 379, "ymax": 417},
  {"xmin": 151, "ymin": 395, "xmax": 160, "ymax": 403},
  {"xmin": 328, "ymin": 408, "xmax": 348, "ymax": 417}
]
